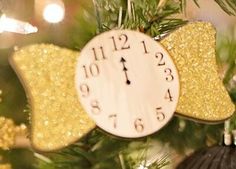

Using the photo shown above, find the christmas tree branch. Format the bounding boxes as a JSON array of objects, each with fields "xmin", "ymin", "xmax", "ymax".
[
  {"xmin": 93, "ymin": 0, "xmax": 187, "ymax": 37},
  {"xmin": 192, "ymin": 0, "xmax": 236, "ymax": 15},
  {"xmin": 214, "ymin": 0, "xmax": 236, "ymax": 15},
  {"xmin": 35, "ymin": 131, "xmax": 171, "ymax": 169}
]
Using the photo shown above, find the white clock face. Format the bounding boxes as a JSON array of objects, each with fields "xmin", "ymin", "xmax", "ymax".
[{"xmin": 75, "ymin": 30, "xmax": 179, "ymax": 138}]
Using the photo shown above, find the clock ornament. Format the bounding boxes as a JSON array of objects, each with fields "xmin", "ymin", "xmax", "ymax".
[
  {"xmin": 9, "ymin": 22, "xmax": 235, "ymax": 152},
  {"xmin": 75, "ymin": 30, "xmax": 180, "ymax": 138}
]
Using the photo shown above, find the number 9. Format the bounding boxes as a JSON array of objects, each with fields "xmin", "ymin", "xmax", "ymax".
[{"xmin": 80, "ymin": 84, "xmax": 89, "ymax": 97}]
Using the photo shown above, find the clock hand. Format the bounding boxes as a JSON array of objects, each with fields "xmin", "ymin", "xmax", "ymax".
[{"xmin": 120, "ymin": 57, "xmax": 131, "ymax": 85}]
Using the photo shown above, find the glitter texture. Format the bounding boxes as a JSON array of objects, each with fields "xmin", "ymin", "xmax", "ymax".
[
  {"xmin": 10, "ymin": 44, "xmax": 95, "ymax": 151},
  {"xmin": 161, "ymin": 22, "xmax": 235, "ymax": 122},
  {"xmin": 0, "ymin": 117, "xmax": 15, "ymax": 150}
]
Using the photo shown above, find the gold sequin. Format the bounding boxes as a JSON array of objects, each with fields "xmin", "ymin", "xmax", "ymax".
[
  {"xmin": 161, "ymin": 22, "xmax": 235, "ymax": 122},
  {"xmin": 0, "ymin": 117, "xmax": 28, "ymax": 150},
  {"xmin": 10, "ymin": 44, "xmax": 95, "ymax": 151},
  {"xmin": 0, "ymin": 117, "xmax": 15, "ymax": 150}
]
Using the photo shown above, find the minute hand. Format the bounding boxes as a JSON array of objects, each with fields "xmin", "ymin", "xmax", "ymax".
[{"xmin": 120, "ymin": 57, "xmax": 131, "ymax": 85}]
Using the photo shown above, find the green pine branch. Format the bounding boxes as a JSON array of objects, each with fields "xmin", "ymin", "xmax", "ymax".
[
  {"xmin": 214, "ymin": 0, "xmax": 236, "ymax": 15},
  {"xmin": 93, "ymin": 0, "xmax": 187, "ymax": 38},
  {"xmin": 217, "ymin": 29, "xmax": 236, "ymax": 102},
  {"xmin": 190, "ymin": 0, "xmax": 236, "ymax": 15},
  {"xmin": 35, "ymin": 131, "xmax": 170, "ymax": 169}
]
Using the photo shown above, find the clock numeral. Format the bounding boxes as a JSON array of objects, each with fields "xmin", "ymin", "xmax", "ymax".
[
  {"xmin": 141, "ymin": 40, "xmax": 149, "ymax": 54},
  {"xmin": 134, "ymin": 118, "xmax": 144, "ymax": 133},
  {"xmin": 82, "ymin": 63, "xmax": 100, "ymax": 78},
  {"xmin": 111, "ymin": 34, "xmax": 130, "ymax": 51},
  {"xmin": 79, "ymin": 84, "xmax": 89, "ymax": 97},
  {"xmin": 91, "ymin": 100, "xmax": 101, "ymax": 115},
  {"xmin": 164, "ymin": 68, "xmax": 174, "ymax": 82},
  {"xmin": 156, "ymin": 107, "xmax": 165, "ymax": 121},
  {"xmin": 109, "ymin": 114, "xmax": 117, "ymax": 128},
  {"xmin": 156, "ymin": 52, "xmax": 165, "ymax": 66},
  {"xmin": 165, "ymin": 89, "xmax": 173, "ymax": 102},
  {"xmin": 92, "ymin": 47, "xmax": 106, "ymax": 61}
]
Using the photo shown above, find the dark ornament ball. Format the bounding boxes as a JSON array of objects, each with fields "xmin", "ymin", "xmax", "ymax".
[{"xmin": 177, "ymin": 145, "xmax": 236, "ymax": 169}]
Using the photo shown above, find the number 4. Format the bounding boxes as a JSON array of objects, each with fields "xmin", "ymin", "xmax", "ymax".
[{"xmin": 165, "ymin": 89, "xmax": 173, "ymax": 102}]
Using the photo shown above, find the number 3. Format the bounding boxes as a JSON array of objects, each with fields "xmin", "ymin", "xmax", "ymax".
[{"xmin": 164, "ymin": 68, "xmax": 174, "ymax": 82}]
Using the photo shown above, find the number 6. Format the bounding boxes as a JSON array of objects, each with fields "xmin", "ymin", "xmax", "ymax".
[{"xmin": 134, "ymin": 118, "xmax": 144, "ymax": 132}]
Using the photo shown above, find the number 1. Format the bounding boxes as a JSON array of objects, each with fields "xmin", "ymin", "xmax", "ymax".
[{"xmin": 141, "ymin": 41, "xmax": 149, "ymax": 54}]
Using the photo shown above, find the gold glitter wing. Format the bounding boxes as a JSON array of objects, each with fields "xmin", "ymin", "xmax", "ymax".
[
  {"xmin": 161, "ymin": 22, "xmax": 235, "ymax": 122},
  {"xmin": 10, "ymin": 44, "xmax": 95, "ymax": 151}
]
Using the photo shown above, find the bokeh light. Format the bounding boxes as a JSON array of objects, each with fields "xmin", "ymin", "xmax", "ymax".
[{"xmin": 43, "ymin": 3, "xmax": 65, "ymax": 23}]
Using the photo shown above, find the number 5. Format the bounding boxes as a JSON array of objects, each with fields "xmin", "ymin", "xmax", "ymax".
[{"xmin": 156, "ymin": 107, "xmax": 165, "ymax": 121}]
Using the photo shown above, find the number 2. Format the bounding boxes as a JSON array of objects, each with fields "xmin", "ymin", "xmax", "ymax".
[{"xmin": 156, "ymin": 52, "xmax": 165, "ymax": 66}]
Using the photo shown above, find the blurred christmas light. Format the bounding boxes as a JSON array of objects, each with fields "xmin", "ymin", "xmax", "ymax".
[
  {"xmin": 137, "ymin": 165, "xmax": 148, "ymax": 169},
  {"xmin": 43, "ymin": 1, "xmax": 65, "ymax": 23},
  {"xmin": 0, "ymin": 14, "xmax": 38, "ymax": 34}
]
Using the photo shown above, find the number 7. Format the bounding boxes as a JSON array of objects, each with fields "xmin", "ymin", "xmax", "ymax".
[{"xmin": 109, "ymin": 114, "xmax": 117, "ymax": 128}]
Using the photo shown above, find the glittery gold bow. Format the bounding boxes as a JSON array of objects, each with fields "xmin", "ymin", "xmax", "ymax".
[{"xmin": 10, "ymin": 22, "xmax": 235, "ymax": 151}]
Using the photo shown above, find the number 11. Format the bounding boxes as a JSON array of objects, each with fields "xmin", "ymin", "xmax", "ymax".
[{"xmin": 92, "ymin": 47, "xmax": 106, "ymax": 61}]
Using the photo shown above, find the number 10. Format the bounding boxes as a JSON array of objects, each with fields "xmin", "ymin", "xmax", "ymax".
[{"xmin": 82, "ymin": 64, "xmax": 100, "ymax": 78}]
